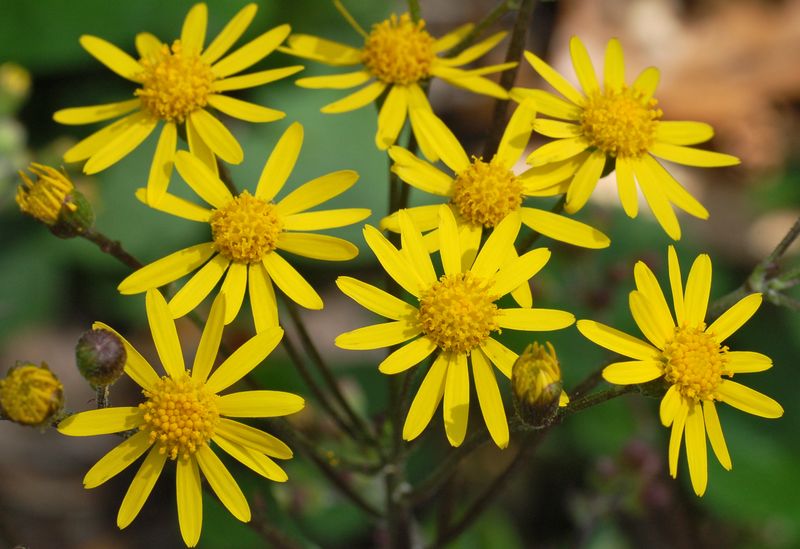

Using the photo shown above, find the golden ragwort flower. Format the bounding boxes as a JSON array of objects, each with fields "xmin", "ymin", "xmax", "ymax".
[
  {"xmin": 282, "ymin": 7, "xmax": 513, "ymax": 159},
  {"xmin": 336, "ymin": 206, "xmax": 575, "ymax": 448},
  {"xmin": 0, "ymin": 362, "xmax": 64, "ymax": 427},
  {"xmin": 577, "ymin": 246, "xmax": 783, "ymax": 496},
  {"xmin": 514, "ymin": 37, "xmax": 740, "ymax": 240},
  {"xmin": 117, "ymin": 122, "xmax": 370, "ymax": 330},
  {"xmin": 54, "ymin": 3, "xmax": 303, "ymax": 204},
  {"xmin": 58, "ymin": 290, "xmax": 303, "ymax": 547}
]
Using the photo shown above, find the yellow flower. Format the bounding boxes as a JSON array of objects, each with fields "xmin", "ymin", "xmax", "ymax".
[
  {"xmin": 0, "ymin": 362, "xmax": 64, "ymax": 427},
  {"xmin": 513, "ymin": 37, "xmax": 740, "ymax": 240},
  {"xmin": 511, "ymin": 342, "xmax": 569, "ymax": 427},
  {"xmin": 117, "ymin": 122, "xmax": 370, "ymax": 330},
  {"xmin": 58, "ymin": 290, "xmax": 302, "ymax": 547},
  {"xmin": 336, "ymin": 206, "xmax": 575, "ymax": 448},
  {"xmin": 54, "ymin": 3, "xmax": 303, "ymax": 204},
  {"xmin": 16, "ymin": 163, "xmax": 76, "ymax": 225},
  {"xmin": 381, "ymin": 100, "xmax": 609, "ymax": 264},
  {"xmin": 281, "ymin": 8, "xmax": 513, "ymax": 159},
  {"xmin": 577, "ymin": 246, "xmax": 783, "ymax": 496}
]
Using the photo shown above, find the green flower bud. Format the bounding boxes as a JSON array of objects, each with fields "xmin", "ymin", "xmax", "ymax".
[
  {"xmin": 0, "ymin": 362, "xmax": 64, "ymax": 427},
  {"xmin": 512, "ymin": 342, "xmax": 567, "ymax": 428},
  {"xmin": 76, "ymin": 328, "xmax": 126, "ymax": 386}
]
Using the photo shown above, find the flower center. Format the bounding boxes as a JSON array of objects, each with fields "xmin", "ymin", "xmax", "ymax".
[
  {"xmin": 662, "ymin": 325, "xmax": 729, "ymax": 401},
  {"xmin": 452, "ymin": 158, "xmax": 524, "ymax": 227},
  {"xmin": 361, "ymin": 13, "xmax": 435, "ymax": 85},
  {"xmin": 418, "ymin": 272, "xmax": 499, "ymax": 353},
  {"xmin": 139, "ymin": 374, "xmax": 219, "ymax": 460},
  {"xmin": 136, "ymin": 40, "xmax": 215, "ymax": 123},
  {"xmin": 210, "ymin": 191, "xmax": 283, "ymax": 263},
  {"xmin": 580, "ymin": 87, "xmax": 662, "ymax": 157}
]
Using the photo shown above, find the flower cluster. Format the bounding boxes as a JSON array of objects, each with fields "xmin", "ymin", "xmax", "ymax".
[{"xmin": 8, "ymin": 2, "xmax": 786, "ymax": 547}]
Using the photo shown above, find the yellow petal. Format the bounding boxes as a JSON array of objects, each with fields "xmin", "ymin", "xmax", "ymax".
[
  {"xmin": 726, "ymin": 350, "xmax": 772, "ymax": 374},
  {"xmin": 167, "ymin": 254, "xmax": 229, "ymax": 319},
  {"xmin": 519, "ymin": 152, "xmax": 589, "ymax": 193},
  {"xmin": 603, "ymin": 38, "xmax": 624, "ymax": 91},
  {"xmin": 283, "ymin": 208, "xmax": 370, "ymax": 231},
  {"xmin": 202, "ymin": 4, "xmax": 258, "ymax": 65},
  {"xmin": 510, "ymin": 88, "xmax": 581, "ymax": 120},
  {"xmin": 660, "ymin": 384, "xmax": 681, "ymax": 426},
  {"xmin": 135, "ymin": 32, "xmax": 162, "ymax": 58},
  {"xmin": 633, "ymin": 66, "xmax": 660, "ymax": 103},
  {"xmin": 469, "ymin": 212, "xmax": 521, "ymax": 277},
  {"xmin": 564, "ymin": 150, "xmax": 606, "ymax": 214},
  {"xmin": 632, "ymin": 157, "xmax": 681, "ymax": 240},
  {"xmin": 492, "ymin": 247, "xmax": 551, "ymax": 297},
  {"xmin": 655, "ymin": 121, "xmax": 714, "ymax": 146},
  {"xmin": 702, "ymin": 400, "xmax": 731, "ymax": 471},
  {"xmin": 192, "ymin": 293, "xmax": 226, "ymax": 383},
  {"xmin": 443, "ymin": 353, "xmax": 470, "ymax": 447},
  {"xmin": 84, "ymin": 430, "xmax": 151, "ymax": 488},
  {"xmin": 527, "ymin": 137, "xmax": 590, "ymax": 167},
  {"xmin": 53, "ymin": 99, "xmax": 140, "ymax": 125},
  {"xmin": 381, "ymin": 204, "xmax": 440, "ymax": 234},
  {"xmin": 186, "ymin": 114, "xmax": 218, "ymax": 176},
  {"xmin": 629, "ymin": 290, "xmax": 671, "ymax": 349},
  {"xmin": 219, "ymin": 261, "xmax": 247, "ymax": 324},
  {"xmin": 379, "ymin": 337, "xmax": 437, "ymax": 375},
  {"xmin": 685, "ymin": 402, "xmax": 708, "ymax": 496},
  {"xmin": 336, "ymin": 276, "xmax": 417, "ymax": 320},
  {"xmin": 522, "ymin": 50, "xmax": 584, "ymax": 105},
  {"xmin": 569, "ymin": 36, "xmax": 599, "ymax": 95},
  {"xmin": 212, "ymin": 436, "xmax": 288, "ymax": 482},
  {"xmin": 602, "ymin": 360, "xmax": 663, "ymax": 385},
  {"xmin": 633, "ymin": 260, "xmax": 674, "ymax": 327},
  {"xmin": 296, "ymin": 70, "xmax": 372, "ymax": 89},
  {"xmin": 117, "ymin": 446, "xmax": 167, "ymax": 529},
  {"xmin": 497, "ymin": 308, "xmax": 575, "ymax": 331},
  {"xmin": 433, "ymin": 23, "xmax": 474, "ymax": 52},
  {"xmin": 212, "ymin": 24, "xmax": 291, "ymax": 78},
  {"xmin": 58, "ymin": 407, "xmax": 142, "ymax": 436},
  {"xmin": 472, "ymin": 349, "xmax": 509, "ymax": 449},
  {"xmin": 195, "ymin": 445, "xmax": 250, "ymax": 522},
  {"xmin": 683, "ymin": 254, "xmax": 712, "ymax": 326},
  {"xmin": 181, "ymin": 3, "xmax": 207, "ymax": 56},
  {"xmin": 615, "ymin": 156, "xmax": 638, "ymax": 218},
  {"xmin": 707, "ymin": 293, "xmax": 762, "ymax": 343},
  {"xmin": 576, "ymin": 319, "xmax": 659, "ymax": 361},
  {"xmin": 439, "ymin": 31, "xmax": 506, "ymax": 67},
  {"xmin": 335, "ymin": 320, "xmax": 421, "ymax": 350},
  {"xmin": 408, "ymin": 108, "xmax": 469, "ymax": 173},
  {"xmin": 207, "ymin": 94, "xmax": 285, "ymax": 123},
  {"xmin": 248, "ymin": 262, "xmax": 278, "ymax": 332},
  {"xmin": 430, "ymin": 65, "xmax": 508, "ymax": 99},
  {"xmin": 146, "ymin": 122, "xmax": 177, "ymax": 204},
  {"xmin": 215, "ymin": 417, "xmax": 292, "ymax": 459},
  {"xmin": 117, "ymin": 243, "xmax": 216, "ymax": 294},
  {"xmin": 668, "ymin": 398, "xmax": 688, "ymax": 478},
  {"xmin": 376, "ymin": 85, "xmax": 409, "ymax": 150},
  {"xmin": 255, "ymin": 121, "xmax": 303, "ymax": 201},
  {"xmin": 363, "ymin": 225, "xmax": 424, "ymax": 297},
  {"xmin": 388, "ymin": 146, "xmax": 454, "ymax": 196},
  {"xmin": 277, "ymin": 233, "xmax": 359, "ymax": 261},
  {"xmin": 83, "ymin": 113, "xmax": 157, "ymax": 174},
  {"xmin": 519, "ymin": 207, "xmax": 610, "ymax": 249},
  {"xmin": 217, "ymin": 390, "xmax": 305, "ymax": 417},
  {"xmin": 649, "ymin": 142, "xmax": 740, "ymax": 168},
  {"xmin": 261, "ymin": 252, "xmax": 323, "ymax": 310},
  {"xmin": 480, "ymin": 337, "xmax": 518, "ymax": 378},
  {"xmin": 639, "ymin": 154, "xmax": 709, "ymax": 220},
  {"xmin": 92, "ymin": 321, "xmax": 160, "ymax": 391},
  {"xmin": 399, "ymin": 209, "xmax": 437, "ymax": 285},
  {"xmin": 188, "ymin": 109, "xmax": 243, "ymax": 164},
  {"xmin": 321, "ymin": 81, "xmax": 387, "ymax": 114},
  {"xmin": 275, "ymin": 169, "xmax": 359, "ymax": 216},
  {"xmin": 146, "ymin": 289, "xmax": 185, "ymax": 378},
  {"xmin": 176, "ymin": 456, "xmax": 203, "ymax": 547},
  {"xmin": 213, "ymin": 65, "xmax": 304, "ymax": 92},
  {"xmin": 283, "ymin": 34, "xmax": 363, "ymax": 66},
  {"xmin": 667, "ymin": 245, "xmax": 685, "ymax": 324},
  {"xmin": 717, "ymin": 380, "xmax": 783, "ymax": 418},
  {"xmin": 62, "ymin": 113, "xmax": 140, "ymax": 163},
  {"xmin": 533, "ymin": 119, "xmax": 582, "ymax": 139},
  {"xmin": 496, "ymin": 99, "xmax": 537, "ymax": 169},
  {"xmin": 406, "ymin": 84, "xmax": 439, "ymax": 160},
  {"xmin": 435, "ymin": 205, "xmax": 461, "ymax": 276},
  {"xmin": 79, "ymin": 35, "xmax": 143, "ymax": 82},
  {"xmin": 403, "ymin": 352, "xmax": 448, "ymax": 441}
]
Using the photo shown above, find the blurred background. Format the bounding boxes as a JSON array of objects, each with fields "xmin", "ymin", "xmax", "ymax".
[{"xmin": 1, "ymin": 0, "xmax": 799, "ymax": 547}]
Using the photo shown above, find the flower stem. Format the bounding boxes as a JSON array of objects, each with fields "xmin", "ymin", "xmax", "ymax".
[
  {"xmin": 216, "ymin": 158, "xmax": 239, "ymax": 196},
  {"xmin": 283, "ymin": 298, "xmax": 378, "ymax": 446},
  {"xmin": 447, "ymin": 0, "xmax": 519, "ymax": 57},
  {"xmin": 95, "ymin": 385, "xmax": 109, "ymax": 409},
  {"xmin": 482, "ymin": 0, "xmax": 537, "ymax": 158},
  {"xmin": 407, "ymin": 0, "xmax": 422, "ymax": 22},
  {"xmin": 80, "ymin": 228, "xmax": 142, "ymax": 271}
]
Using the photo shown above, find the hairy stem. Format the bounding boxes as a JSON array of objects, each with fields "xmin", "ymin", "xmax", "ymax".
[{"xmin": 80, "ymin": 228, "xmax": 143, "ymax": 271}]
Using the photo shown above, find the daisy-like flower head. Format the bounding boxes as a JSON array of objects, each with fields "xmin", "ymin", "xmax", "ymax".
[
  {"xmin": 117, "ymin": 122, "xmax": 370, "ymax": 331},
  {"xmin": 513, "ymin": 37, "xmax": 740, "ymax": 240},
  {"xmin": 58, "ymin": 290, "xmax": 303, "ymax": 547},
  {"xmin": 281, "ymin": 5, "xmax": 513, "ymax": 159},
  {"xmin": 577, "ymin": 246, "xmax": 783, "ymax": 496},
  {"xmin": 0, "ymin": 362, "xmax": 64, "ymax": 427},
  {"xmin": 54, "ymin": 3, "xmax": 303, "ymax": 204},
  {"xmin": 335, "ymin": 206, "xmax": 575, "ymax": 448}
]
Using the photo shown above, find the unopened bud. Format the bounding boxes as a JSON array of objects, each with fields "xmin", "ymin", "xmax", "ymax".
[
  {"xmin": 76, "ymin": 328, "xmax": 126, "ymax": 386},
  {"xmin": 16, "ymin": 163, "xmax": 94, "ymax": 237},
  {"xmin": 512, "ymin": 342, "xmax": 568, "ymax": 428},
  {"xmin": 0, "ymin": 362, "xmax": 64, "ymax": 426}
]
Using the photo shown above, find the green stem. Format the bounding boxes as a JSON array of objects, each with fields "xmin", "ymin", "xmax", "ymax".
[
  {"xmin": 447, "ymin": 0, "xmax": 519, "ymax": 57},
  {"xmin": 284, "ymin": 298, "xmax": 377, "ymax": 446},
  {"xmin": 562, "ymin": 384, "xmax": 638, "ymax": 415},
  {"xmin": 407, "ymin": 0, "xmax": 422, "ymax": 22},
  {"xmin": 80, "ymin": 228, "xmax": 143, "ymax": 270},
  {"xmin": 216, "ymin": 158, "xmax": 238, "ymax": 196},
  {"xmin": 95, "ymin": 385, "xmax": 109, "ymax": 409},
  {"xmin": 481, "ymin": 0, "xmax": 537, "ymax": 158}
]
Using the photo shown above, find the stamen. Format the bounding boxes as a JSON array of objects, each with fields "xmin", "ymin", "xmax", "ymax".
[
  {"xmin": 362, "ymin": 13, "xmax": 435, "ymax": 85},
  {"xmin": 210, "ymin": 191, "xmax": 283, "ymax": 264}
]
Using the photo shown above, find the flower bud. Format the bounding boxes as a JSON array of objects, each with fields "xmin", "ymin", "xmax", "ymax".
[
  {"xmin": 16, "ymin": 163, "xmax": 94, "ymax": 238},
  {"xmin": 0, "ymin": 362, "xmax": 64, "ymax": 426},
  {"xmin": 76, "ymin": 328, "xmax": 127, "ymax": 386},
  {"xmin": 512, "ymin": 342, "xmax": 567, "ymax": 428}
]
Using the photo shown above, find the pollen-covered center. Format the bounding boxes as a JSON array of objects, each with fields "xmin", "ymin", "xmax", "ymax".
[
  {"xmin": 136, "ymin": 40, "xmax": 215, "ymax": 123},
  {"xmin": 139, "ymin": 374, "xmax": 219, "ymax": 460},
  {"xmin": 210, "ymin": 191, "xmax": 283, "ymax": 263},
  {"xmin": 418, "ymin": 272, "xmax": 499, "ymax": 353},
  {"xmin": 362, "ymin": 13, "xmax": 436, "ymax": 85},
  {"xmin": 581, "ymin": 86, "xmax": 662, "ymax": 157},
  {"xmin": 452, "ymin": 158, "xmax": 524, "ymax": 227},
  {"xmin": 662, "ymin": 325, "xmax": 728, "ymax": 401}
]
